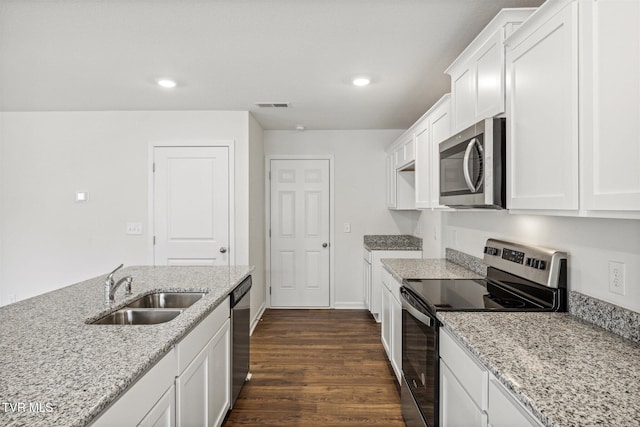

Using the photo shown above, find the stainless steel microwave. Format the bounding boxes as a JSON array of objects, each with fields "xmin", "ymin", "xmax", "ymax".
[{"xmin": 439, "ymin": 118, "xmax": 505, "ymax": 209}]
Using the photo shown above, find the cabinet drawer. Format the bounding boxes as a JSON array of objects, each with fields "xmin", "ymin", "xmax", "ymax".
[
  {"xmin": 488, "ymin": 377, "xmax": 542, "ymax": 427},
  {"xmin": 176, "ymin": 297, "xmax": 230, "ymax": 374},
  {"xmin": 364, "ymin": 248, "xmax": 372, "ymax": 263},
  {"xmin": 439, "ymin": 328, "xmax": 488, "ymax": 411}
]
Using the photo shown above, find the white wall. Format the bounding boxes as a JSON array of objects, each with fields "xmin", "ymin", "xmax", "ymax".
[
  {"xmin": 264, "ymin": 129, "xmax": 418, "ymax": 308},
  {"xmin": 438, "ymin": 211, "xmax": 640, "ymax": 313},
  {"xmin": 248, "ymin": 114, "xmax": 266, "ymax": 323},
  {"xmin": 0, "ymin": 110, "xmax": 260, "ymax": 306}
]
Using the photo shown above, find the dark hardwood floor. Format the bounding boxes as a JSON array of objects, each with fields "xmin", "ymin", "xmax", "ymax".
[{"xmin": 223, "ymin": 309, "xmax": 404, "ymax": 426}]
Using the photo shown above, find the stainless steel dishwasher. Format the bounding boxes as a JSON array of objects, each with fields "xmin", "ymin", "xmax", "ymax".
[{"xmin": 230, "ymin": 275, "xmax": 251, "ymax": 408}]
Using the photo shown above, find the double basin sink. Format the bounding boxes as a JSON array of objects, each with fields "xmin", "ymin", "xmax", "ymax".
[{"xmin": 92, "ymin": 292, "xmax": 206, "ymax": 325}]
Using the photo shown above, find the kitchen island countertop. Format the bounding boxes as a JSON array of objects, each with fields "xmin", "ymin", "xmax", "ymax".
[
  {"xmin": 438, "ymin": 311, "xmax": 640, "ymax": 427},
  {"xmin": 0, "ymin": 265, "xmax": 253, "ymax": 427}
]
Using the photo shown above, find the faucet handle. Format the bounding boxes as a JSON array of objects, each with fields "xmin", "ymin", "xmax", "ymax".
[
  {"xmin": 106, "ymin": 264, "xmax": 124, "ymax": 280},
  {"xmin": 124, "ymin": 277, "xmax": 133, "ymax": 296}
]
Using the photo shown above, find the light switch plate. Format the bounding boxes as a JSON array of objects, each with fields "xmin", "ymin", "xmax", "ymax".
[{"xmin": 126, "ymin": 222, "xmax": 143, "ymax": 235}]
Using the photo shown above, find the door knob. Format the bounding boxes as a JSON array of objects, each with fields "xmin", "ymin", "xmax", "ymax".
[
  {"xmin": 220, "ymin": 247, "xmax": 227, "ymax": 253},
  {"xmin": 322, "ymin": 243, "xmax": 328, "ymax": 248}
]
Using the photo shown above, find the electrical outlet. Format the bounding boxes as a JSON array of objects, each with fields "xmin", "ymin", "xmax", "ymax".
[
  {"xmin": 343, "ymin": 223, "xmax": 351, "ymax": 233},
  {"xmin": 126, "ymin": 222, "xmax": 143, "ymax": 235},
  {"xmin": 8, "ymin": 294, "xmax": 16, "ymax": 304},
  {"xmin": 415, "ymin": 223, "xmax": 421, "ymax": 236},
  {"xmin": 609, "ymin": 261, "xmax": 626, "ymax": 296}
]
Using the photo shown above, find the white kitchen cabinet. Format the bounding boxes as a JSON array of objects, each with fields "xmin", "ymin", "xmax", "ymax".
[
  {"xmin": 386, "ymin": 137, "xmax": 417, "ymax": 210},
  {"xmin": 363, "ymin": 249, "xmax": 372, "ymax": 314},
  {"xmin": 440, "ymin": 327, "xmax": 543, "ymax": 427},
  {"xmin": 380, "ymin": 266, "xmax": 404, "ymax": 383},
  {"xmin": 176, "ymin": 297, "xmax": 231, "ymax": 427},
  {"xmin": 440, "ymin": 361, "xmax": 488, "ymax": 427},
  {"xmin": 506, "ymin": 0, "xmax": 579, "ymax": 211},
  {"xmin": 446, "ymin": 9, "xmax": 535, "ymax": 133},
  {"xmin": 367, "ymin": 250, "xmax": 421, "ymax": 323},
  {"xmin": 386, "ymin": 153, "xmax": 397, "ymax": 209},
  {"xmin": 488, "ymin": 376, "xmax": 542, "ymax": 427},
  {"xmin": 580, "ymin": 0, "xmax": 640, "ymax": 214},
  {"xmin": 91, "ymin": 351, "xmax": 177, "ymax": 427},
  {"xmin": 139, "ymin": 385, "xmax": 176, "ymax": 427}
]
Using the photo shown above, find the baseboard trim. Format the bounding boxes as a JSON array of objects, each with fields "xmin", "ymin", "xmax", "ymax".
[
  {"xmin": 334, "ymin": 301, "xmax": 367, "ymax": 310},
  {"xmin": 250, "ymin": 301, "xmax": 266, "ymax": 336}
]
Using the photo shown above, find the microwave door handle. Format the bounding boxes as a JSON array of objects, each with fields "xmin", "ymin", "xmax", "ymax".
[{"xmin": 463, "ymin": 138, "xmax": 484, "ymax": 193}]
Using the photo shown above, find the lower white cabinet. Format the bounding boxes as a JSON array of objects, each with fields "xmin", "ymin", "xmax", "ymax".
[
  {"xmin": 139, "ymin": 385, "xmax": 176, "ymax": 427},
  {"xmin": 440, "ymin": 361, "xmax": 487, "ymax": 427},
  {"xmin": 368, "ymin": 250, "xmax": 421, "ymax": 322},
  {"xmin": 92, "ymin": 296, "xmax": 232, "ymax": 427},
  {"xmin": 380, "ymin": 266, "xmax": 404, "ymax": 383},
  {"xmin": 91, "ymin": 351, "xmax": 177, "ymax": 427},
  {"xmin": 440, "ymin": 327, "xmax": 542, "ymax": 427},
  {"xmin": 176, "ymin": 317, "xmax": 230, "ymax": 427},
  {"xmin": 488, "ymin": 376, "xmax": 542, "ymax": 427}
]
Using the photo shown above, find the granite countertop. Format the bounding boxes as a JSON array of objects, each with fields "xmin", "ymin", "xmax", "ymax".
[
  {"xmin": 363, "ymin": 235, "xmax": 422, "ymax": 251},
  {"xmin": 438, "ymin": 312, "xmax": 640, "ymax": 427},
  {"xmin": 381, "ymin": 258, "xmax": 483, "ymax": 282},
  {"xmin": 0, "ymin": 265, "xmax": 253, "ymax": 427}
]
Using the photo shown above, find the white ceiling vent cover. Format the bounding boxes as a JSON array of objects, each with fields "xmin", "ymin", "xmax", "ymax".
[{"xmin": 255, "ymin": 102, "xmax": 290, "ymax": 108}]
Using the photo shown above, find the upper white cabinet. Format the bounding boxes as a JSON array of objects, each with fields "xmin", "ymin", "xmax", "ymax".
[
  {"xmin": 506, "ymin": 1, "xmax": 579, "ymax": 211},
  {"xmin": 415, "ymin": 94, "xmax": 452, "ymax": 209},
  {"xmin": 446, "ymin": 8, "xmax": 536, "ymax": 133},
  {"xmin": 386, "ymin": 130, "xmax": 417, "ymax": 210},
  {"xmin": 506, "ymin": 0, "xmax": 640, "ymax": 217},
  {"xmin": 580, "ymin": 0, "xmax": 640, "ymax": 213}
]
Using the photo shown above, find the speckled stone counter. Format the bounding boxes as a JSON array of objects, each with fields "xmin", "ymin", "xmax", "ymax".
[
  {"xmin": 381, "ymin": 258, "xmax": 482, "ymax": 282},
  {"xmin": 438, "ymin": 312, "xmax": 640, "ymax": 427},
  {"xmin": 0, "ymin": 265, "xmax": 253, "ymax": 427},
  {"xmin": 363, "ymin": 235, "xmax": 422, "ymax": 251}
]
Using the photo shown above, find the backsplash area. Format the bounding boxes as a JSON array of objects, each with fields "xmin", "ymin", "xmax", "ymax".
[{"xmin": 446, "ymin": 247, "xmax": 640, "ymax": 345}]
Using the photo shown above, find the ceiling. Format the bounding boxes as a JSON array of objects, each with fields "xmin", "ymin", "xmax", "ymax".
[{"xmin": 0, "ymin": 0, "xmax": 544, "ymax": 130}]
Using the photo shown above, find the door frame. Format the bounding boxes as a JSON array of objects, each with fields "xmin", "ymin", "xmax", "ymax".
[
  {"xmin": 265, "ymin": 155, "xmax": 335, "ymax": 309},
  {"xmin": 147, "ymin": 140, "xmax": 236, "ymax": 266}
]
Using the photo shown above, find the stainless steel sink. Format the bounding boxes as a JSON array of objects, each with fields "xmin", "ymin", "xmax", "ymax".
[
  {"xmin": 92, "ymin": 309, "xmax": 183, "ymax": 325},
  {"xmin": 125, "ymin": 292, "xmax": 206, "ymax": 309}
]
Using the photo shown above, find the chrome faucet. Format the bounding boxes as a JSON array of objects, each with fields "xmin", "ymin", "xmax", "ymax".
[{"xmin": 104, "ymin": 264, "xmax": 133, "ymax": 305}]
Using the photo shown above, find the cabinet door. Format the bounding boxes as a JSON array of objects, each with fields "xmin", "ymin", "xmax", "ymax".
[
  {"xmin": 386, "ymin": 153, "xmax": 397, "ymax": 208},
  {"xmin": 506, "ymin": 2, "xmax": 579, "ymax": 211},
  {"xmin": 415, "ymin": 123, "xmax": 431, "ymax": 208},
  {"xmin": 475, "ymin": 31, "xmax": 504, "ymax": 120},
  {"xmin": 488, "ymin": 378, "xmax": 542, "ymax": 427},
  {"xmin": 208, "ymin": 319, "xmax": 231, "ymax": 427},
  {"xmin": 138, "ymin": 385, "xmax": 175, "ymax": 427},
  {"xmin": 381, "ymin": 286, "xmax": 391, "ymax": 358},
  {"xmin": 429, "ymin": 97, "xmax": 452, "ymax": 209},
  {"xmin": 177, "ymin": 341, "xmax": 209, "ymax": 427},
  {"xmin": 390, "ymin": 294, "xmax": 402, "ymax": 384},
  {"xmin": 363, "ymin": 258, "xmax": 372, "ymax": 312},
  {"xmin": 440, "ymin": 361, "xmax": 488, "ymax": 427},
  {"xmin": 451, "ymin": 67, "xmax": 476, "ymax": 133},
  {"xmin": 582, "ymin": 0, "xmax": 640, "ymax": 212},
  {"xmin": 177, "ymin": 319, "xmax": 231, "ymax": 427}
]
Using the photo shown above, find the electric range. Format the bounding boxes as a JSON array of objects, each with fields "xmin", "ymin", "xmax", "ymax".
[{"xmin": 400, "ymin": 239, "xmax": 568, "ymax": 427}]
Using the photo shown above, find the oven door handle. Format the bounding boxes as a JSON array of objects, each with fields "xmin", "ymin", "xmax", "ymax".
[
  {"xmin": 400, "ymin": 292, "xmax": 434, "ymax": 327},
  {"xmin": 463, "ymin": 138, "xmax": 484, "ymax": 193}
]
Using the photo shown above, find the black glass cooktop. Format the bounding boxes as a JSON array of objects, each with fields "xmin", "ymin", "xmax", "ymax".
[{"xmin": 402, "ymin": 278, "xmax": 544, "ymax": 312}]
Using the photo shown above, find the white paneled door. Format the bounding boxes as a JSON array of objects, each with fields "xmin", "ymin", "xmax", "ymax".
[
  {"xmin": 270, "ymin": 159, "xmax": 330, "ymax": 307},
  {"xmin": 154, "ymin": 146, "xmax": 229, "ymax": 266}
]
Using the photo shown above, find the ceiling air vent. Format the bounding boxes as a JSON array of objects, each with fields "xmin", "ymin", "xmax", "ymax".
[{"xmin": 255, "ymin": 102, "xmax": 290, "ymax": 108}]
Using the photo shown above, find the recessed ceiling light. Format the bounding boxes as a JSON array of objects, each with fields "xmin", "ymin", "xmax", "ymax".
[
  {"xmin": 352, "ymin": 77, "xmax": 371, "ymax": 87},
  {"xmin": 295, "ymin": 125, "xmax": 305, "ymax": 131},
  {"xmin": 156, "ymin": 79, "xmax": 177, "ymax": 89}
]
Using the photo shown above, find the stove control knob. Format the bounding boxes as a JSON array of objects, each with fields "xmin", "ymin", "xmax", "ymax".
[
  {"xmin": 532, "ymin": 259, "xmax": 540, "ymax": 269},
  {"xmin": 526, "ymin": 258, "xmax": 532, "ymax": 267},
  {"xmin": 538, "ymin": 260, "xmax": 546, "ymax": 270}
]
